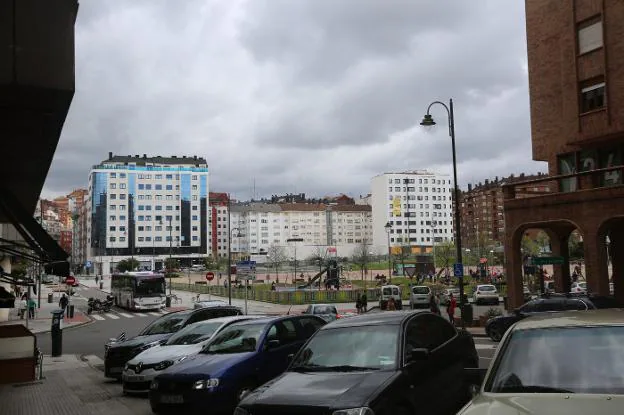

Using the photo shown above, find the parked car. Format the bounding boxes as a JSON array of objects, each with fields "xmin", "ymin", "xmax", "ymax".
[
  {"xmin": 440, "ymin": 287, "xmax": 460, "ymax": 306},
  {"xmin": 379, "ymin": 284, "xmax": 403, "ymax": 310},
  {"xmin": 485, "ymin": 295, "xmax": 596, "ymax": 342},
  {"xmin": 409, "ymin": 285, "xmax": 433, "ymax": 309},
  {"xmin": 122, "ymin": 315, "xmax": 261, "ymax": 394},
  {"xmin": 149, "ymin": 314, "xmax": 327, "ymax": 414},
  {"xmin": 459, "ymin": 309, "xmax": 624, "ymax": 415},
  {"xmin": 237, "ymin": 311, "xmax": 481, "ymax": 415},
  {"xmin": 523, "ymin": 284, "xmax": 532, "ymax": 302},
  {"xmin": 104, "ymin": 305, "xmax": 243, "ymax": 379},
  {"xmin": 193, "ymin": 299, "xmax": 227, "ymax": 309},
  {"xmin": 570, "ymin": 281, "xmax": 587, "ymax": 294},
  {"xmin": 472, "ymin": 284, "xmax": 499, "ymax": 305},
  {"xmin": 302, "ymin": 304, "xmax": 339, "ymax": 322}
]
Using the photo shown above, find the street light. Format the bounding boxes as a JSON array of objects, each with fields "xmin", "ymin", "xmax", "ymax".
[
  {"xmin": 384, "ymin": 222, "xmax": 392, "ymax": 283},
  {"xmin": 421, "ymin": 98, "xmax": 468, "ymax": 327}
]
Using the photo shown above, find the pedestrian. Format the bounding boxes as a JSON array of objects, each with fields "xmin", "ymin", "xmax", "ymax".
[
  {"xmin": 429, "ymin": 292, "xmax": 440, "ymax": 315},
  {"xmin": 387, "ymin": 297, "xmax": 396, "ymax": 311},
  {"xmin": 447, "ymin": 293, "xmax": 457, "ymax": 326},
  {"xmin": 19, "ymin": 294, "xmax": 27, "ymax": 319},
  {"xmin": 355, "ymin": 297, "xmax": 362, "ymax": 314},
  {"xmin": 360, "ymin": 294, "xmax": 368, "ymax": 313},
  {"xmin": 28, "ymin": 297, "xmax": 37, "ymax": 319},
  {"xmin": 59, "ymin": 293, "xmax": 69, "ymax": 318}
]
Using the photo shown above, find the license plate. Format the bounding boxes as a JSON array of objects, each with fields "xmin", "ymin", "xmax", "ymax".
[
  {"xmin": 109, "ymin": 367, "xmax": 123, "ymax": 374},
  {"xmin": 124, "ymin": 374, "xmax": 145, "ymax": 381},
  {"xmin": 160, "ymin": 394, "xmax": 184, "ymax": 404}
]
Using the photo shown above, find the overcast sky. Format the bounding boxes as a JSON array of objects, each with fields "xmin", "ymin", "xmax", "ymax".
[{"xmin": 43, "ymin": 0, "xmax": 546, "ymax": 201}]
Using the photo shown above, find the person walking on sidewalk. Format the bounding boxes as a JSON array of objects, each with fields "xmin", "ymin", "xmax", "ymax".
[
  {"xmin": 59, "ymin": 294, "xmax": 69, "ymax": 318},
  {"xmin": 18, "ymin": 294, "xmax": 27, "ymax": 319},
  {"xmin": 447, "ymin": 293, "xmax": 457, "ymax": 326},
  {"xmin": 28, "ymin": 297, "xmax": 37, "ymax": 319}
]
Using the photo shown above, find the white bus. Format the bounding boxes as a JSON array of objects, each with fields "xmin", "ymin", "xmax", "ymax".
[{"xmin": 110, "ymin": 271, "xmax": 167, "ymax": 311}]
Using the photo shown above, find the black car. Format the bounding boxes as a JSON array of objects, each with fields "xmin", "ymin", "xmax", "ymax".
[
  {"xmin": 236, "ymin": 311, "xmax": 480, "ymax": 415},
  {"xmin": 485, "ymin": 295, "xmax": 595, "ymax": 342},
  {"xmin": 149, "ymin": 315, "xmax": 327, "ymax": 415},
  {"xmin": 104, "ymin": 305, "xmax": 242, "ymax": 379}
]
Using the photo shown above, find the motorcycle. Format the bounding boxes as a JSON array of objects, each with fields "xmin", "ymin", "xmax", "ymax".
[{"xmin": 87, "ymin": 295, "xmax": 114, "ymax": 314}]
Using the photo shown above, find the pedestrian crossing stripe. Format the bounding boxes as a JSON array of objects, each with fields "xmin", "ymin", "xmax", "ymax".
[
  {"xmin": 105, "ymin": 313, "xmax": 119, "ymax": 319},
  {"xmin": 148, "ymin": 311, "xmax": 161, "ymax": 316},
  {"xmin": 92, "ymin": 314, "xmax": 105, "ymax": 321},
  {"xmin": 118, "ymin": 312, "xmax": 134, "ymax": 318}
]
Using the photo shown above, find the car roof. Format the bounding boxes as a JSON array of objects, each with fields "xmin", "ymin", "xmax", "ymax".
[
  {"xmin": 477, "ymin": 284, "xmax": 495, "ymax": 287},
  {"xmin": 513, "ymin": 309, "xmax": 624, "ymax": 330},
  {"xmin": 322, "ymin": 310, "xmax": 422, "ymax": 328},
  {"xmin": 225, "ymin": 315, "xmax": 307, "ymax": 326},
  {"xmin": 310, "ymin": 303, "xmax": 335, "ymax": 307},
  {"xmin": 186, "ymin": 315, "xmax": 262, "ymax": 326}
]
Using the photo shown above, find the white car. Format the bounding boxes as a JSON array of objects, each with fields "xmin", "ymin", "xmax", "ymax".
[
  {"xmin": 410, "ymin": 285, "xmax": 432, "ymax": 309},
  {"xmin": 473, "ymin": 284, "xmax": 499, "ymax": 305},
  {"xmin": 122, "ymin": 315, "xmax": 259, "ymax": 394},
  {"xmin": 570, "ymin": 281, "xmax": 587, "ymax": 294}
]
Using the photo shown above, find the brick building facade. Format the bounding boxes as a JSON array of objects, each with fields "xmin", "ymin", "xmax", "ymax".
[{"xmin": 504, "ymin": 0, "xmax": 624, "ymax": 308}]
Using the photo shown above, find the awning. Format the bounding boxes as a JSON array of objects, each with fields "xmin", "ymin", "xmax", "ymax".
[{"xmin": 0, "ymin": 188, "xmax": 69, "ymax": 278}]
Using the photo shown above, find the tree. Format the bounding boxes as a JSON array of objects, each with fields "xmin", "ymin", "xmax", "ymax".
[
  {"xmin": 164, "ymin": 258, "xmax": 180, "ymax": 271},
  {"xmin": 434, "ymin": 241, "xmax": 456, "ymax": 277},
  {"xmin": 116, "ymin": 258, "xmax": 140, "ymax": 272},
  {"xmin": 521, "ymin": 234, "xmax": 541, "ymax": 257},
  {"xmin": 266, "ymin": 244, "xmax": 288, "ymax": 277},
  {"xmin": 351, "ymin": 240, "xmax": 372, "ymax": 279},
  {"xmin": 308, "ymin": 246, "xmax": 329, "ymax": 273},
  {"xmin": 203, "ymin": 255, "xmax": 217, "ymax": 270},
  {"xmin": 568, "ymin": 230, "xmax": 584, "ymax": 260}
]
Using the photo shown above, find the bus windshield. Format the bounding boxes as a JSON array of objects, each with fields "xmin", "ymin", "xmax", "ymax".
[{"xmin": 135, "ymin": 278, "xmax": 165, "ymax": 296}]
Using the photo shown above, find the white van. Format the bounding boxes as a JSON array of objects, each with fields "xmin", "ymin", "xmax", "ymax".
[
  {"xmin": 409, "ymin": 285, "xmax": 432, "ymax": 309},
  {"xmin": 379, "ymin": 285, "xmax": 403, "ymax": 310}
]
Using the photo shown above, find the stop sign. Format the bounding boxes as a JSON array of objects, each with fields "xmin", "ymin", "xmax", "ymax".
[
  {"xmin": 205, "ymin": 272, "xmax": 215, "ymax": 281},
  {"xmin": 65, "ymin": 276, "xmax": 76, "ymax": 285}
]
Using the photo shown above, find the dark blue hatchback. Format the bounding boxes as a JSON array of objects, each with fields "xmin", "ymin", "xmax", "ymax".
[{"xmin": 148, "ymin": 314, "xmax": 326, "ymax": 414}]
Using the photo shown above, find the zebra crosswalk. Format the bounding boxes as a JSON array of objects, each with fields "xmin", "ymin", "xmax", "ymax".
[{"xmin": 88, "ymin": 309, "xmax": 172, "ymax": 321}]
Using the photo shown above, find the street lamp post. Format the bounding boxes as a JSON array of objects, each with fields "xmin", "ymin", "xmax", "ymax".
[
  {"xmin": 168, "ymin": 217, "xmax": 173, "ymax": 295},
  {"xmin": 421, "ymin": 98, "xmax": 469, "ymax": 327},
  {"xmin": 384, "ymin": 222, "xmax": 392, "ymax": 283},
  {"xmin": 227, "ymin": 195, "xmax": 232, "ymax": 305}
]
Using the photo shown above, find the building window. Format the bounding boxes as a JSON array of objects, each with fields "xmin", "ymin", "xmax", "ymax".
[
  {"xmin": 119, "ymin": 183, "xmax": 126, "ymax": 189},
  {"xmin": 580, "ymin": 82, "xmax": 606, "ymax": 113},
  {"xmin": 578, "ymin": 19, "xmax": 603, "ymax": 54}
]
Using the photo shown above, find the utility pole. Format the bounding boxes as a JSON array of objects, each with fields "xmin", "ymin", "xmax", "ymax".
[{"xmin": 227, "ymin": 195, "xmax": 232, "ymax": 305}]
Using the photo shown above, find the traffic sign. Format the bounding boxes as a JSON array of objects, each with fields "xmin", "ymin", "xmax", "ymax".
[
  {"xmin": 532, "ymin": 256, "xmax": 565, "ymax": 265},
  {"xmin": 453, "ymin": 263, "xmax": 464, "ymax": 277},
  {"xmin": 65, "ymin": 276, "xmax": 76, "ymax": 285},
  {"xmin": 236, "ymin": 260, "xmax": 257, "ymax": 280},
  {"xmin": 205, "ymin": 272, "xmax": 215, "ymax": 281}
]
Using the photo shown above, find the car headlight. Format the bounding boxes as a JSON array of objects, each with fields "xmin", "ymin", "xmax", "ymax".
[
  {"xmin": 150, "ymin": 380, "xmax": 158, "ymax": 390},
  {"xmin": 154, "ymin": 356, "xmax": 187, "ymax": 371},
  {"xmin": 233, "ymin": 407, "xmax": 249, "ymax": 415},
  {"xmin": 332, "ymin": 408, "xmax": 374, "ymax": 415},
  {"xmin": 133, "ymin": 341, "xmax": 160, "ymax": 355},
  {"xmin": 192, "ymin": 378, "xmax": 219, "ymax": 389}
]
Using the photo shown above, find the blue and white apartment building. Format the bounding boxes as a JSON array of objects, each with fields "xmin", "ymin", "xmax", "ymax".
[{"xmin": 86, "ymin": 152, "xmax": 210, "ymax": 274}]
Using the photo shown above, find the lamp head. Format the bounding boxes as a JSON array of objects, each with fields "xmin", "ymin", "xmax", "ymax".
[{"xmin": 420, "ymin": 114, "xmax": 436, "ymax": 130}]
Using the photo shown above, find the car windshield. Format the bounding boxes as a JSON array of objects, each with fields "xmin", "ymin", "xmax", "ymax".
[
  {"xmin": 479, "ymin": 286, "xmax": 496, "ymax": 292},
  {"xmin": 202, "ymin": 322, "xmax": 266, "ymax": 354},
  {"xmin": 165, "ymin": 321, "xmax": 223, "ymax": 345},
  {"xmin": 135, "ymin": 278, "xmax": 166, "ymax": 296},
  {"xmin": 140, "ymin": 313, "xmax": 188, "ymax": 335},
  {"xmin": 290, "ymin": 325, "xmax": 398, "ymax": 371},
  {"xmin": 487, "ymin": 326, "xmax": 624, "ymax": 394},
  {"xmin": 313, "ymin": 306, "xmax": 337, "ymax": 315},
  {"xmin": 413, "ymin": 287, "xmax": 430, "ymax": 294}
]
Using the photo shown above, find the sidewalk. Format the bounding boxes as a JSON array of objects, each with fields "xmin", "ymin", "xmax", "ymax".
[
  {"xmin": 0, "ymin": 285, "xmax": 92, "ymax": 334},
  {"xmin": 0, "ymin": 354, "xmax": 150, "ymax": 415}
]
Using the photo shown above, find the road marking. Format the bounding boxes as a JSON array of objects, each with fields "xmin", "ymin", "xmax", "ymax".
[
  {"xmin": 91, "ymin": 314, "xmax": 105, "ymax": 321},
  {"xmin": 148, "ymin": 312, "xmax": 160, "ymax": 316},
  {"xmin": 118, "ymin": 312, "xmax": 134, "ymax": 318},
  {"xmin": 475, "ymin": 344, "xmax": 497, "ymax": 350},
  {"xmin": 105, "ymin": 313, "xmax": 119, "ymax": 319}
]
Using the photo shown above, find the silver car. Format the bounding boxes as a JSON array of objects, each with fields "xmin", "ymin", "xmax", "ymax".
[{"xmin": 410, "ymin": 285, "xmax": 432, "ymax": 309}]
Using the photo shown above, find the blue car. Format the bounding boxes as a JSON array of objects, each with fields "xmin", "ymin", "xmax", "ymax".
[{"xmin": 148, "ymin": 314, "xmax": 326, "ymax": 414}]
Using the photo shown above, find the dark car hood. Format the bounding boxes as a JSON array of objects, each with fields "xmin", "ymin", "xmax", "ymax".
[
  {"xmin": 109, "ymin": 333, "xmax": 171, "ymax": 349},
  {"xmin": 242, "ymin": 370, "xmax": 396, "ymax": 409},
  {"xmin": 156, "ymin": 352, "xmax": 253, "ymax": 379},
  {"xmin": 486, "ymin": 314, "xmax": 517, "ymax": 328}
]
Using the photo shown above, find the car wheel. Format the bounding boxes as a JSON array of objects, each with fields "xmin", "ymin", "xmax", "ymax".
[{"xmin": 489, "ymin": 326, "xmax": 503, "ymax": 342}]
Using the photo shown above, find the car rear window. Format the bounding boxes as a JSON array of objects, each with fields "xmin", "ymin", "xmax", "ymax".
[
  {"xmin": 412, "ymin": 287, "xmax": 430, "ymax": 295},
  {"xmin": 479, "ymin": 286, "xmax": 496, "ymax": 292}
]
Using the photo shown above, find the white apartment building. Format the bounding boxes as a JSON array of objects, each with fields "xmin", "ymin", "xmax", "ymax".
[
  {"xmin": 371, "ymin": 171, "xmax": 454, "ymax": 254},
  {"xmin": 229, "ymin": 202, "xmax": 373, "ymax": 261},
  {"xmin": 86, "ymin": 152, "xmax": 210, "ymax": 274}
]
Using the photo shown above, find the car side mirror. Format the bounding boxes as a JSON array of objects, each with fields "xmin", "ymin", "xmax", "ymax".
[
  {"xmin": 464, "ymin": 367, "xmax": 487, "ymax": 396},
  {"xmin": 410, "ymin": 348, "xmax": 430, "ymax": 362},
  {"xmin": 266, "ymin": 339, "xmax": 280, "ymax": 349}
]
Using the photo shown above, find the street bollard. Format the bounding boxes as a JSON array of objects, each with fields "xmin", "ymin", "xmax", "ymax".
[
  {"xmin": 99, "ymin": 282, "xmax": 103, "ymax": 289},
  {"xmin": 165, "ymin": 296, "xmax": 172, "ymax": 308},
  {"xmin": 51, "ymin": 309, "xmax": 64, "ymax": 357},
  {"xmin": 47, "ymin": 292, "xmax": 53, "ymax": 304},
  {"xmin": 68, "ymin": 304, "xmax": 75, "ymax": 319}
]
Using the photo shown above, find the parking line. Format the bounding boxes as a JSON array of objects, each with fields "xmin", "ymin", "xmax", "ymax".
[
  {"xmin": 118, "ymin": 312, "xmax": 134, "ymax": 318},
  {"xmin": 91, "ymin": 314, "xmax": 105, "ymax": 321},
  {"xmin": 105, "ymin": 313, "xmax": 120, "ymax": 319}
]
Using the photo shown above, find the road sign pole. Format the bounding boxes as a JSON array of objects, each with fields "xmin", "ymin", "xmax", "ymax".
[{"xmin": 244, "ymin": 279, "xmax": 248, "ymax": 315}]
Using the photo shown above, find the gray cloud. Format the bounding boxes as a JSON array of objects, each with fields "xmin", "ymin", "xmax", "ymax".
[{"xmin": 43, "ymin": 0, "xmax": 545, "ymax": 200}]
